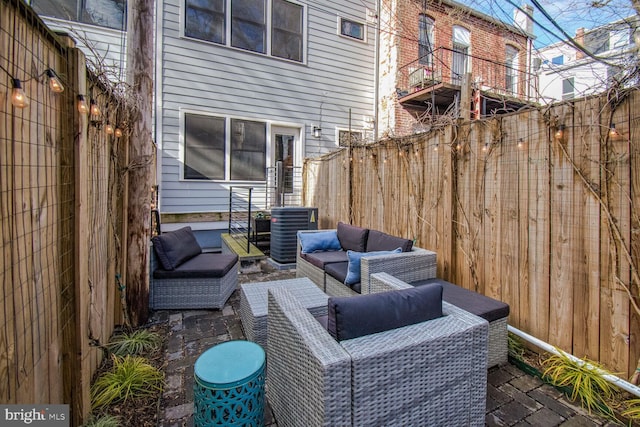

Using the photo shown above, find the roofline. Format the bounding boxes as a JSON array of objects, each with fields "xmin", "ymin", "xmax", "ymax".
[{"xmin": 430, "ymin": 0, "xmax": 536, "ymax": 39}]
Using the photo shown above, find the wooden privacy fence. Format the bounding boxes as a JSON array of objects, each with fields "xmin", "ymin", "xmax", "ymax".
[
  {"xmin": 1, "ymin": 0, "xmax": 134, "ymax": 423},
  {"xmin": 304, "ymin": 89, "xmax": 640, "ymax": 379}
]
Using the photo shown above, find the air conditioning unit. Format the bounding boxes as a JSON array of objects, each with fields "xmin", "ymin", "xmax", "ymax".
[{"xmin": 270, "ymin": 207, "xmax": 318, "ymax": 264}]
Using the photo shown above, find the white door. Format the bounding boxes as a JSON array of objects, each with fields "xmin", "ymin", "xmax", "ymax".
[{"xmin": 270, "ymin": 126, "xmax": 301, "ymax": 206}]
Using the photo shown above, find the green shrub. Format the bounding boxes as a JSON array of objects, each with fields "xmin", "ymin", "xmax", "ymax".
[
  {"xmin": 91, "ymin": 355, "xmax": 164, "ymax": 409},
  {"xmin": 507, "ymin": 333, "xmax": 525, "ymax": 361},
  {"xmin": 542, "ymin": 351, "xmax": 617, "ymax": 418},
  {"xmin": 106, "ymin": 329, "xmax": 161, "ymax": 357},
  {"xmin": 622, "ymin": 398, "xmax": 640, "ymax": 421},
  {"xmin": 82, "ymin": 414, "xmax": 120, "ymax": 427}
]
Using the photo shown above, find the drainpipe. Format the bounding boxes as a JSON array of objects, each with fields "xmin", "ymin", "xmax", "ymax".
[
  {"xmin": 373, "ymin": 0, "xmax": 381, "ymax": 142},
  {"xmin": 508, "ymin": 325, "xmax": 640, "ymax": 398}
]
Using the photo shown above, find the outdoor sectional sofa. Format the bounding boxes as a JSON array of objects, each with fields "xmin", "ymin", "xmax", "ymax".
[
  {"xmin": 296, "ymin": 222, "xmax": 437, "ymax": 297},
  {"xmin": 149, "ymin": 226, "xmax": 239, "ymax": 309}
]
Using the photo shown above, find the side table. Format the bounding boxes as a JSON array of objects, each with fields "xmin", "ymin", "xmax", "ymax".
[
  {"xmin": 193, "ymin": 340, "xmax": 265, "ymax": 427},
  {"xmin": 239, "ymin": 277, "xmax": 329, "ymax": 349}
]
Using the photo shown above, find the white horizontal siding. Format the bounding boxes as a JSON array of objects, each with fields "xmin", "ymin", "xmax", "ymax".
[
  {"xmin": 41, "ymin": 17, "xmax": 127, "ymax": 81},
  {"xmin": 158, "ymin": 0, "xmax": 376, "ymax": 213}
]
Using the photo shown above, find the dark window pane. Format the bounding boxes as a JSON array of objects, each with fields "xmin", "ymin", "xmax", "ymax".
[
  {"xmin": 184, "ymin": 114, "xmax": 225, "ymax": 180},
  {"xmin": 232, "ymin": 0, "xmax": 266, "ymax": 53},
  {"xmin": 185, "ymin": 0, "xmax": 225, "ymax": 43},
  {"xmin": 273, "ymin": 0, "xmax": 301, "ymax": 32},
  {"xmin": 230, "ymin": 119, "xmax": 266, "ymax": 181},
  {"xmin": 418, "ymin": 14, "xmax": 433, "ymax": 66},
  {"xmin": 272, "ymin": 29, "xmax": 302, "ymax": 61},
  {"xmin": 272, "ymin": 0, "xmax": 302, "ymax": 61},
  {"xmin": 340, "ymin": 18, "xmax": 364, "ymax": 40},
  {"xmin": 32, "ymin": 0, "xmax": 126, "ymax": 30}
]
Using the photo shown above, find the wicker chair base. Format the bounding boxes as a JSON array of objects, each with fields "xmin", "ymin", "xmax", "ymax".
[{"xmin": 149, "ymin": 245, "xmax": 239, "ymax": 310}]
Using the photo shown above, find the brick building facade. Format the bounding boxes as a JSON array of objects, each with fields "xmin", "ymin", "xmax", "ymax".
[{"xmin": 379, "ymin": 0, "xmax": 535, "ymax": 137}]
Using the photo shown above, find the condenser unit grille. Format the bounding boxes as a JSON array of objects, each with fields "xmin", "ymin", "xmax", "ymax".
[{"xmin": 270, "ymin": 207, "xmax": 318, "ymax": 263}]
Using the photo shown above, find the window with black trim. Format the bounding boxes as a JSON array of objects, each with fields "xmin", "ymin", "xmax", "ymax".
[
  {"xmin": 339, "ymin": 17, "xmax": 365, "ymax": 41},
  {"xmin": 185, "ymin": 0, "xmax": 304, "ymax": 62},
  {"xmin": 184, "ymin": 113, "xmax": 267, "ymax": 181}
]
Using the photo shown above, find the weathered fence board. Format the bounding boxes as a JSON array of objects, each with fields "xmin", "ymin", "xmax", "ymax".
[
  {"xmin": 304, "ymin": 90, "xmax": 640, "ymax": 378},
  {"xmin": 1, "ymin": 0, "xmax": 131, "ymax": 422}
]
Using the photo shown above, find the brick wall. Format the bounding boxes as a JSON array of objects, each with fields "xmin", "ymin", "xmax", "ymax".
[{"xmin": 381, "ymin": 0, "xmax": 531, "ymax": 136}]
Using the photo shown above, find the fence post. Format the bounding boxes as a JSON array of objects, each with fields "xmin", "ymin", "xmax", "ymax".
[{"xmin": 70, "ymin": 43, "xmax": 92, "ymax": 424}]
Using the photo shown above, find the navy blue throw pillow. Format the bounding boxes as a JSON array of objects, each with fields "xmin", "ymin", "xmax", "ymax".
[{"xmin": 327, "ymin": 283, "xmax": 443, "ymax": 341}]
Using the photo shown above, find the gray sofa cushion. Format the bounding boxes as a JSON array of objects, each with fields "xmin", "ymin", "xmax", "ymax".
[
  {"xmin": 337, "ymin": 222, "xmax": 368, "ymax": 252},
  {"xmin": 301, "ymin": 250, "xmax": 348, "ymax": 269},
  {"xmin": 153, "ymin": 253, "xmax": 238, "ymax": 279},
  {"xmin": 324, "ymin": 262, "xmax": 356, "ymax": 290},
  {"xmin": 412, "ymin": 278, "xmax": 509, "ymax": 323},
  {"xmin": 327, "ymin": 283, "xmax": 443, "ymax": 341},
  {"xmin": 366, "ymin": 229, "xmax": 413, "ymax": 252},
  {"xmin": 151, "ymin": 226, "xmax": 202, "ymax": 270}
]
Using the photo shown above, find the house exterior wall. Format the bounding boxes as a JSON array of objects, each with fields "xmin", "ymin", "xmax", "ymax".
[
  {"xmin": 38, "ymin": 17, "xmax": 127, "ymax": 81},
  {"xmin": 156, "ymin": 0, "xmax": 377, "ymax": 215},
  {"xmin": 536, "ymin": 19, "xmax": 637, "ymax": 105},
  {"xmin": 379, "ymin": 0, "xmax": 532, "ymax": 137}
]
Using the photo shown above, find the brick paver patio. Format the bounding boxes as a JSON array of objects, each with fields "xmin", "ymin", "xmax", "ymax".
[{"xmin": 153, "ymin": 261, "xmax": 616, "ymax": 427}]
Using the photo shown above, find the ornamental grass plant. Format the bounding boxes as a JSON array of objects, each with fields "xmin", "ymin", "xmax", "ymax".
[{"xmin": 90, "ymin": 355, "xmax": 164, "ymax": 409}]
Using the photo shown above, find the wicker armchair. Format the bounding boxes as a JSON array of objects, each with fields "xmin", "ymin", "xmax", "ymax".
[{"xmin": 266, "ymin": 287, "xmax": 488, "ymax": 427}]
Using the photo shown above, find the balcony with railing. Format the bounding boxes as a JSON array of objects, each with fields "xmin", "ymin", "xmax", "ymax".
[{"xmin": 396, "ymin": 47, "xmax": 538, "ymax": 117}]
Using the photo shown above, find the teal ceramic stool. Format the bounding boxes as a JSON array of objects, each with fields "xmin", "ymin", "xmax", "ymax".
[{"xmin": 193, "ymin": 340, "xmax": 266, "ymax": 427}]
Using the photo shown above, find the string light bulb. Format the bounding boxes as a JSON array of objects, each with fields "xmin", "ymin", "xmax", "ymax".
[
  {"xmin": 114, "ymin": 127, "xmax": 123, "ymax": 138},
  {"xmin": 105, "ymin": 122, "xmax": 114, "ymax": 135},
  {"xmin": 554, "ymin": 124, "xmax": 565, "ymax": 141},
  {"xmin": 482, "ymin": 142, "xmax": 489, "ymax": 152},
  {"xmin": 90, "ymin": 99, "xmax": 101, "ymax": 117},
  {"xmin": 609, "ymin": 123, "xmax": 620, "ymax": 139},
  {"xmin": 456, "ymin": 141, "xmax": 462, "ymax": 151},
  {"xmin": 77, "ymin": 95, "xmax": 89, "ymax": 114},
  {"xmin": 45, "ymin": 69, "xmax": 64, "ymax": 93},
  {"xmin": 517, "ymin": 138, "xmax": 524, "ymax": 148},
  {"xmin": 11, "ymin": 78, "xmax": 29, "ymax": 108}
]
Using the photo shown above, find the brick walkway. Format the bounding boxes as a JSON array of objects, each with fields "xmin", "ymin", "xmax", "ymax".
[{"xmin": 153, "ymin": 261, "xmax": 616, "ymax": 427}]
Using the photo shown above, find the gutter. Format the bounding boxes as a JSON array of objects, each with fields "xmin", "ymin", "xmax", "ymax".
[{"xmin": 508, "ymin": 325, "xmax": 640, "ymax": 398}]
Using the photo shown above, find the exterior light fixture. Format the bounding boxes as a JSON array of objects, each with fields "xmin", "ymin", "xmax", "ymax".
[
  {"xmin": 45, "ymin": 69, "xmax": 64, "ymax": 93},
  {"xmin": 77, "ymin": 95, "xmax": 89, "ymax": 114},
  {"xmin": 312, "ymin": 126, "xmax": 322, "ymax": 138},
  {"xmin": 11, "ymin": 78, "xmax": 29, "ymax": 108},
  {"xmin": 90, "ymin": 99, "xmax": 101, "ymax": 117},
  {"xmin": 609, "ymin": 123, "xmax": 620, "ymax": 139}
]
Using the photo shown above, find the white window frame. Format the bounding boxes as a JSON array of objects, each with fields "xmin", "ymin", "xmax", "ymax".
[
  {"xmin": 336, "ymin": 128, "xmax": 365, "ymax": 147},
  {"xmin": 180, "ymin": 110, "xmax": 270, "ymax": 182},
  {"xmin": 562, "ymin": 77, "xmax": 575, "ymax": 100},
  {"xmin": 337, "ymin": 16, "xmax": 367, "ymax": 43},
  {"xmin": 182, "ymin": 0, "xmax": 308, "ymax": 64}
]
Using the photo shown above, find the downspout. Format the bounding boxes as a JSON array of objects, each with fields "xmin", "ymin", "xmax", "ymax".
[
  {"xmin": 373, "ymin": 0, "xmax": 381, "ymax": 142},
  {"xmin": 508, "ymin": 325, "xmax": 640, "ymax": 398}
]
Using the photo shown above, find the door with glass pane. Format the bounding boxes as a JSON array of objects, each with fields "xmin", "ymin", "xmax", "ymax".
[
  {"xmin": 271, "ymin": 126, "xmax": 300, "ymax": 206},
  {"xmin": 452, "ymin": 26, "xmax": 470, "ymax": 85}
]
